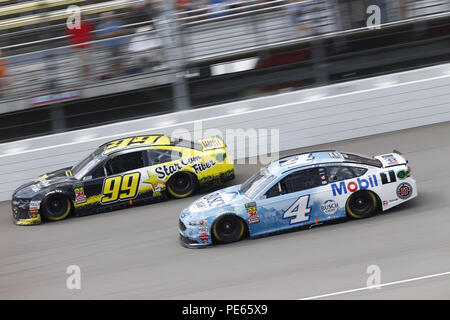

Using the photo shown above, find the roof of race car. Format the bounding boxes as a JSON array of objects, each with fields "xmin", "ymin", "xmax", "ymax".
[
  {"xmin": 99, "ymin": 135, "xmax": 202, "ymax": 155},
  {"xmin": 268, "ymin": 151, "xmax": 345, "ymax": 175},
  {"xmin": 267, "ymin": 150, "xmax": 382, "ymax": 175}
]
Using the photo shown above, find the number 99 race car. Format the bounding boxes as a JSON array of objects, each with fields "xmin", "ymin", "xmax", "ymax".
[
  {"xmin": 11, "ymin": 135, "xmax": 234, "ymax": 225},
  {"xmin": 179, "ymin": 150, "xmax": 417, "ymax": 247}
]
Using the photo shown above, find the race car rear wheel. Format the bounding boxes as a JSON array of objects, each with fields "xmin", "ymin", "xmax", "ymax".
[
  {"xmin": 346, "ymin": 190, "xmax": 378, "ymax": 219},
  {"xmin": 167, "ymin": 173, "xmax": 196, "ymax": 198},
  {"xmin": 213, "ymin": 215, "xmax": 246, "ymax": 244},
  {"xmin": 41, "ymin": 194, "xmax": 72, "ymax": 221}
]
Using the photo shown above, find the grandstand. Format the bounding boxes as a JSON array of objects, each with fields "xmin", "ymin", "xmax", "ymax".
[{"xmin": 0, "ymin": 0, "xmax": 448, "ymax": 142}]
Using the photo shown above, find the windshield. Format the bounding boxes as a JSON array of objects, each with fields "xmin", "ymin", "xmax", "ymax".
[
  {"xmin": 241, "ymin": 167, "xmax": 276, "ymax": 199},
  {"xmin": 72, "ymin": 148, "xmax": 104, "ymax": 179}
]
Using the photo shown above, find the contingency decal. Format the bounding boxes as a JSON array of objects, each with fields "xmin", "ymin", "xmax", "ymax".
[
  {"xmin": 29, "ymin": 201, "xmax": 41, "ymax": 217},
  {"xmin": 74, "ymin": 187, "xmax": 87, "ymax": 204},
  {"xmin": 245, "ymin": 202, "xmax": 260, "ymax": 224}
]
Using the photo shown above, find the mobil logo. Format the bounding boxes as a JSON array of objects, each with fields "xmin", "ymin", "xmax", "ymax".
[{"xmin": 331, "ymin": 175, "xmax": 378, "ymax": 196}]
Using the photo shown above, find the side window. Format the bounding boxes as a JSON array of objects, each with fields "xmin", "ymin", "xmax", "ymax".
[
  {"xmin": 352, "ymin": 167, "xmax": 368, "ymax": 177},
  {"xmin": 265, "ymin": 183, "xmax": 281, "ymax": 199},
  {"xmin": 326, "ymin": 166, "xmax": 367, "ymax": 182},
  {"xmin": 147, "ymin": 149, "xmax": 182, "ymax": 165},
  {"xmin": 91, "ymin": 165, "xmax": 106, "ymax": 179},
  {"xmin": 281, "ymin": 168, "xmax": 322, "ymax": 194},
  {"xmin": 106, "ymin": 151, "xmax": 145, "ymax": 175}
]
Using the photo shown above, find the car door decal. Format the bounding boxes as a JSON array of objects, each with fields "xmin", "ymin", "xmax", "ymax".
[
  {"xmin": 282, "ymin": 195, "xmax": 311, "ymax": 224},
  {"xmin": 101, "ymin": 172, "xmax": 141, "ymax": 204}
]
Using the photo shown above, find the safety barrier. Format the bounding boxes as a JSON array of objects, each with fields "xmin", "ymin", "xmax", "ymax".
[{"xmin": 0, "ymin": 63, "xmax": 449, "ymax": 201}]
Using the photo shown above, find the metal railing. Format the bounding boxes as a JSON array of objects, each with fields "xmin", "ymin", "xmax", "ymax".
[{"xmin": 0, "ymin": 0, "xmax": 448, "ymax": 143}]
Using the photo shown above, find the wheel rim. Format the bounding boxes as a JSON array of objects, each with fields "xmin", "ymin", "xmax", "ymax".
[
  {"xmin": 174, "ymin": 175, "xmax": 190, "ymax": 190},
  {"xmin": 347, "ymin": 191, "xmax": 376, "ymax": 218},
  {"xmin": 168, "ymin": 173, "xmax": 194, "ymax": 197},
  {"xmin": 219, "ymin": 219, "xmax": 236, "ymax": 236},
  {"xmin": 44, "ymin": 196, "xmax": 70, "ymax": 220},
  {"xmin": 351, "ymin": 195, "xmax": 370, "ymax": 211},
  {"xmin": 49, "ymin": 198, "xmax": 64, "ymax": 215},
  {"xmin": 214, "ymin": 216, "xmax": 245, "ymax": 243}
]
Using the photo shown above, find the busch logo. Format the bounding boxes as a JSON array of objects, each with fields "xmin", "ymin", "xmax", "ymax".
[
  {"xmin": 331, "ymin": 175, "xmax": 378, "ymax": 196},
  {"xmin": 320, "ymin": 200, "xmax": 339, "ymax": 215}
]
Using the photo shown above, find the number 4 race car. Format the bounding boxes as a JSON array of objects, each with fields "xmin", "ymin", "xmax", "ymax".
[
  {"xmin": 179, "ymin": 150, "xmax": 417, "ymax": 247},
  {"xmin": 11, "ymin": 135, "xmax": 234, "ymax": 225}
]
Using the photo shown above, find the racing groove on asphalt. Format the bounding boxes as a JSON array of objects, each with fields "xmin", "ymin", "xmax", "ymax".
[{"xmin": 1, "ymin": 122, "xmax": 450, "ymax": 299}]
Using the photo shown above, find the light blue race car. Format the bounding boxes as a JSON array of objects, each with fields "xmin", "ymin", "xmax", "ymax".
[{"xmin": 178, "ymin": 150, "xmax": 417, "ymax": 248}]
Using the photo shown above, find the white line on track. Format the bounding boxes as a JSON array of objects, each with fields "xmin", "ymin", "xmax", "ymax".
[{"xmin": 300, "ymin": 271, "xmax": 450, "ymax": 300}]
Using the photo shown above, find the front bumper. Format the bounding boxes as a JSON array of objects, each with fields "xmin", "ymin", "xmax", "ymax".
[
  {"xmin": 178, "ymin": 234, "xmax": 210, "ymax": 249},
  {"xmin": 11, "ymin": 198, "xmax": 42, "ymax": 226},
  {"xmin": 178, "ymin": 219, "xmax": 212, "ymax": 248}
]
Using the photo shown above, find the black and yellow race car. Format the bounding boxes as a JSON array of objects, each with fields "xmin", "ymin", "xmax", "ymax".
[{"xmin": 11, "ymin": 134, "xmax": 234, "ymax": 225}]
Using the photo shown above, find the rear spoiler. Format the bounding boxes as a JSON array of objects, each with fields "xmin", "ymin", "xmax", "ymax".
[
  {"xmin": 198, "ymin": 136, "xmax": 226, "ymax": 151},
  {"xmin": 375, "ymin": 150, "xmax": 408, "ymax": 168}
]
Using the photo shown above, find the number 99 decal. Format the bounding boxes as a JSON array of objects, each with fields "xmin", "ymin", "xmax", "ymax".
[{"xmin": 101, "ymin": 172, "xmax": 141, "ymax": 204}]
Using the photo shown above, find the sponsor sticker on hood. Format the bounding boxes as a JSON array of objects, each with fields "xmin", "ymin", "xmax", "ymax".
[{"xmin": 190, "ymin": 191, "xmax": 239, "ymax": 212}]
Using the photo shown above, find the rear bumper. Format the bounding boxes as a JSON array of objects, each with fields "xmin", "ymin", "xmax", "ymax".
[{"xmin": 380, "ymin": 177, "xmax": 418, "ymax": 211}]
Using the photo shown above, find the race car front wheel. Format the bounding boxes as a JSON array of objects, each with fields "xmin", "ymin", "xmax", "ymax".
[
  {"xmin": 167, "ymin": 173, "xmax": 196, "ymax": 198},
  {"xmin": 346, "ymin": 190, "xmax": 378, "ymax": 219},
  {"xmin": 213, "ymin": 215, "xmax": 246, "ymax": 244},
  {"xmin": 41, "ymin": 195, "xmax": 72, "ymax": 221}
]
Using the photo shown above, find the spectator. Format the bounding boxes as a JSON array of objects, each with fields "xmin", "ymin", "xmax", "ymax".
[
  {"xmin": 207, "ymin": 0, "xmax": 229, "ymax": 18},
  {"xmin": 177, "ymin": 0, "xmax": 195, "ymax": 18},
  {"xmin": 127, "ymin": 0, "xmax": 155, "ymax": 25},
  {"xmin": 348, "ymin": 0, "xmax": 367, "ymax": 28},
  {"xmin": 290, "ymin": 0, "xmax": 311, "ymax": 37},
  {"xmin": 398, "ymin": 0, "xmax": 409, "ymax": 19},
  {"xmin": 97, "ymin": 11, "xmax": 125, "ymax": 78},
  {"xmin": 0, "ymin": 50, "xmax": 7, "ymax": 98},
  {"xmin": 128, "ymin": 26, "xmax": 164, "ymax": 72},
  {"xmin": 66, "ymin": 13, "xmax": 94, "ymax": 82}
]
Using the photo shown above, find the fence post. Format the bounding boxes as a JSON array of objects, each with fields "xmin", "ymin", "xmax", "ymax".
[
  {"xmin": 162, "ymin": 0, "xmax": 191, "ymax": 111},
  {"xmin": 312, "ymin": 38, "xmax": 328, "ymax": 85}
]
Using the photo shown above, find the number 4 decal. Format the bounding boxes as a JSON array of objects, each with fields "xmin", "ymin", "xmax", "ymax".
[{"xmin": 283, "ymin": 195, "xmax": 311, "ymax": 224}]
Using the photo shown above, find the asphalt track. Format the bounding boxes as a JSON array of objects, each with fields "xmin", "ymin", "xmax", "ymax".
[{"xmin": 1, "ymin": 122, "xmax": 450, "ymax": 300}]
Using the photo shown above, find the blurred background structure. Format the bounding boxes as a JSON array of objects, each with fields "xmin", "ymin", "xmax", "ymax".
[{"xmin": 0, "ymin": 0, "xmax": 448, "ymax": 142}]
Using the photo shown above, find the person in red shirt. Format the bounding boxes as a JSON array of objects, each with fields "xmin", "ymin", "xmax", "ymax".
[
  {"xmin": 66, "ymin": 14, "xmax": 94, "ymax": 82},
  {"xmin": 0, "ymin": 50, "xmax": 7, "ymax": 98}
]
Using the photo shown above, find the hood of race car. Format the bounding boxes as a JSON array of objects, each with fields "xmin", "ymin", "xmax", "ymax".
[
  {"xmin": 13, "ymin": 167, "xmax": 77, "ymax": 198},
  {"xmin": 181, "ymin": 184, "xmax": 250, "ymax": 220}
]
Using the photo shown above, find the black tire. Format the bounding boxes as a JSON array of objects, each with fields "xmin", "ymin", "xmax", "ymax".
[
  {"xmin": 166, "ymin": 172, "xmax": 196, "ymax": 198},
  {"xmin": 346, "ymin": 190, "xmax": 378, "ymax": 219},
  {"xmin": 213, "ymin": 215, "xmax": 246, "ymax": 244},
  {"xmin": 41, "ymin": 194, "xmax": 72, "ymax": 221}
]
